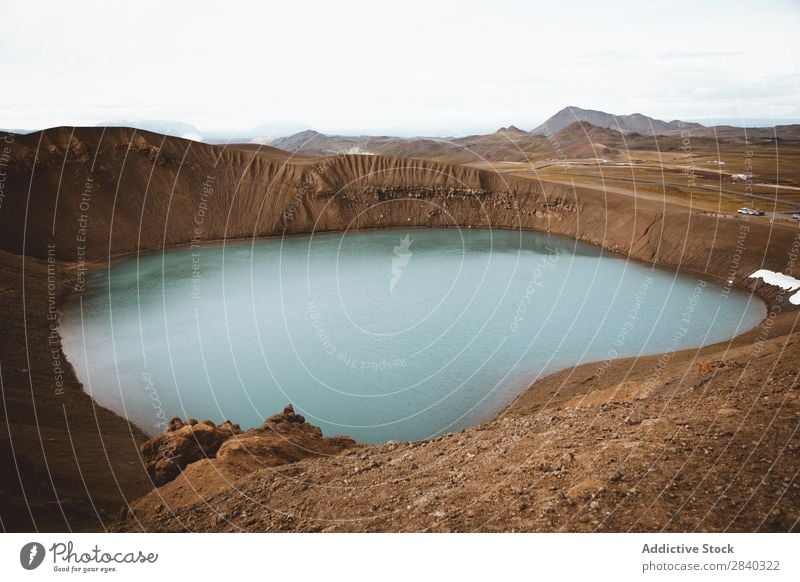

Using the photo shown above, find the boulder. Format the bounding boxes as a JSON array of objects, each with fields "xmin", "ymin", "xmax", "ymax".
[
  {"xmin": 140, "ymin": 419, "xmax": 241, "ymax": 486},
  {"xmin": 265, "ymin": 404, "xmax": 306, "ymax": 425}
]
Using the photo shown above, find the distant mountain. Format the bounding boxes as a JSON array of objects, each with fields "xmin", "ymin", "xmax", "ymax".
[
  {"xmin": 267, "ymin": 121, "xmax": 684, "ymax": 163},
  {"xmin": 269, "ymin": 130, "xmax": 405, "ymax": 155},
  {"xmin": 269, "ymin": 129, "xmax": 330, "ymax": 151},
  {"xmin": 94, "ymin": 120, "xmax": 312, "ymax": 144},
  {"xmin": 95, "ymin": 120, "xmax": 204, "ymax": 140},
  {"xmin": 532, "ymin": 106, "xmax": 703, "ymax": 135},
  {"xmin": 494, "ymin": 125, "xmax": 529, "ymax": 135},
  {"xmin": 223, "ymin": 122, "xmax": 314, "ymax": 144}
]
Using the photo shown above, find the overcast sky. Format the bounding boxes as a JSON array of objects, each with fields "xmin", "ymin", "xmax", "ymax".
[{"xmin": 1, "ymin": 0, "xmax": 798, "ymax": 136}]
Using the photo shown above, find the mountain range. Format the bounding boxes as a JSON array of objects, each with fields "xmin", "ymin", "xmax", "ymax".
[
  {"xmin": 6, "ymin": 108, "xmax": 796, "ymax": 159},
  {"xmin": 264, "ymin": 116, "xmax": 797, "ymax": 164},
  {"xmin": 531, "ymin": 106, "xmax": 703, "ymax": 135}
]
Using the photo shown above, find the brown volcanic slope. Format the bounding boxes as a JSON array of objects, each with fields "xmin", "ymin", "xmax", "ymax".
[{"xmin": 0, "ymin": 126, "xmax": 798, "ymax": 532}]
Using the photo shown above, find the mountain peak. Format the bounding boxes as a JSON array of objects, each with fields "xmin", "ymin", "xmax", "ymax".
[
  {"xmin": 495, "ymin": 125, "xmax": 528, "ymax": 135},
  {"xmin": 288, "ymin": 129, "xmax": 323, "ymax": 139},
  {"xmin": 268, "ymin": 129, "xmax": 327, "ymax": 151},
  {"xmin": 533, "ymin": 107, "xmax": 702, "ymax": 135}
]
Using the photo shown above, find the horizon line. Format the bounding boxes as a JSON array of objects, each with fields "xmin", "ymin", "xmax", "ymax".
[{"xmin": 4, "ymin": 116, "xmax": 800, "ymax": 141}]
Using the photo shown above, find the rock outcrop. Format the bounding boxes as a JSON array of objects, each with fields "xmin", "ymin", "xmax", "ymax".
[
  {"xmin": 141, "ymin": 418, "xmax": 243, "ymax": 486},
  {"xmin": 215, "ymin": 406, "xmax": 357, "ymax": 471},
  {"xmin": 139, "ymin": 406, "xmax": 357, "ymax": 487}
]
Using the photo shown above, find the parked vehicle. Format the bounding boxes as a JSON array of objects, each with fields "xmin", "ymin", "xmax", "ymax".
[{"xmin": 737, "ymin": 208, "xmax": 765, "ymax": 216}]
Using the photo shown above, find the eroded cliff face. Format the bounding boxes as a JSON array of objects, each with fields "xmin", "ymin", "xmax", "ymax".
[{"xmin": 1, "ymin": 127, "xmax": 796, "ymax": 305}]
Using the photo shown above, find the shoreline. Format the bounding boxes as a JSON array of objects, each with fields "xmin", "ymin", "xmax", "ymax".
[{"xmin": 55, "ymin": 225, "xmax": 772, "ymax": 441}]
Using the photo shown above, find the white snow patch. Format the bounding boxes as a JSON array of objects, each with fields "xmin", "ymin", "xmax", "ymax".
[{"xmin": 749, "ymin": 269, "xmax": 800, "ymax": 305}]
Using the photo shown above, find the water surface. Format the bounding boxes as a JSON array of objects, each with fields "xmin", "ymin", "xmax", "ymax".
[{"xmin": 60, "ymin": 229, "xmax": 764, "ymax": 442}]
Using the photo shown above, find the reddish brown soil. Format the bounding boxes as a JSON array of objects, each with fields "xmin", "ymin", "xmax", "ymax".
[{"xmin": 0, "ymin": 250, "xmax": 150, "ymax": 531}]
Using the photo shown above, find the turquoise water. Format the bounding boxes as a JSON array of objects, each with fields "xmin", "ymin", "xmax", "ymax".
[{"xmin": 60, "ymin": 229, "xmax": 765, "ymax": 443}]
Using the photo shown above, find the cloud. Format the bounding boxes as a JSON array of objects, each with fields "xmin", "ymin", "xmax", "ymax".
[{"xmin": 0, "ymin": 0, "xmax": 797, "ymax": 134}]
